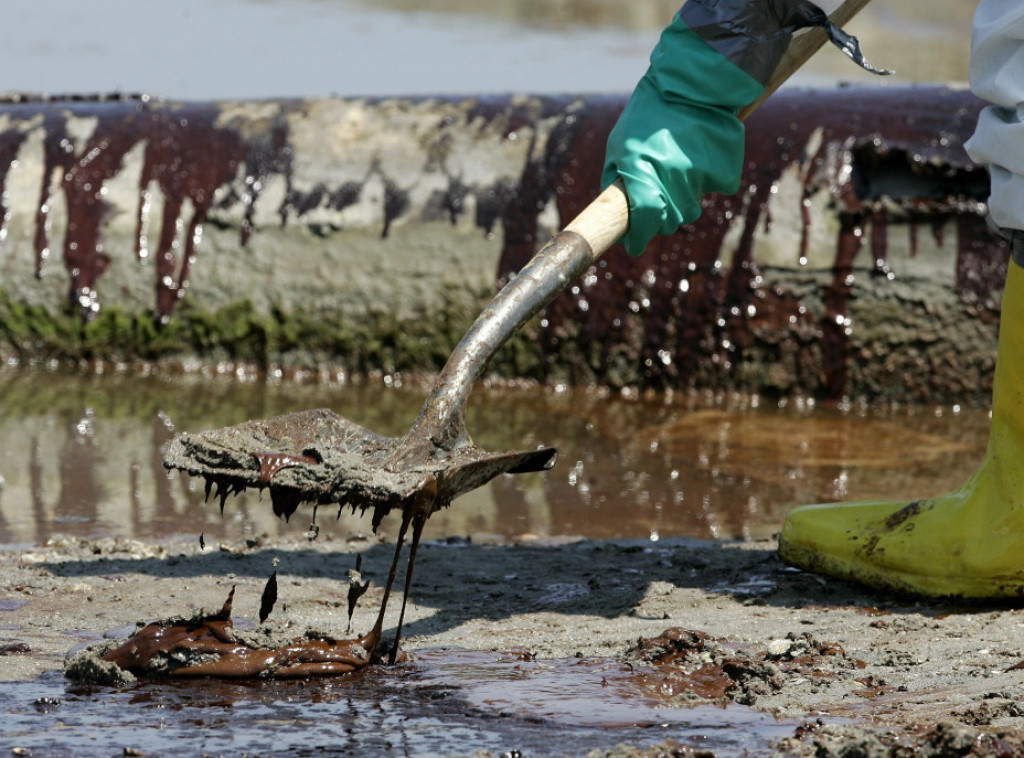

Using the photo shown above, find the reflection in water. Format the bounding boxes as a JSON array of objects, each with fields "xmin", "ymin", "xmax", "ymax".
[{"xmin": 0, "ymin": 368, "xmax": 990, "ymax": 548}]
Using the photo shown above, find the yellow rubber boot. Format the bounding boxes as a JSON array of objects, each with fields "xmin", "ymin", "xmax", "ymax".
[{"xmin": 778, "ymin": 261, "xmax": 1024, "ymax": 599}]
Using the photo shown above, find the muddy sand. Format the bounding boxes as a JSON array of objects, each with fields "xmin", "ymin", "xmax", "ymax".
[{"xmin": 5, "ymin": 529, "xmax": 1024, "ymax": 756}]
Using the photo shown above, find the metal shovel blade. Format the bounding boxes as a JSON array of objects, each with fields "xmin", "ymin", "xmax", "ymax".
[
  {"xmin": 162, "ymin": 230, "xmax": 604, "ymax": 528},
  {"xmin": 164, "ymin": 407, "xmax": 557, "ymax": 527}
]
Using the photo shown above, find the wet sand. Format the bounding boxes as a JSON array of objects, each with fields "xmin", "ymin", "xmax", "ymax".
[{"xmin": 5, "ymin": 530, "xmax": 1024, "ymax": 755}]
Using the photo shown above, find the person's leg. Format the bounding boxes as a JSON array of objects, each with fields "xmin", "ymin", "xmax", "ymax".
[{"xmin": 778, "ymin": 252, "xmax": 1024, "ymax": 599}]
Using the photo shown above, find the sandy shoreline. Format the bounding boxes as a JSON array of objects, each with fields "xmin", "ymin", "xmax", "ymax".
[{"xmin": 4, "ymin": 531, "xmax": 1024, "ymax": 755}]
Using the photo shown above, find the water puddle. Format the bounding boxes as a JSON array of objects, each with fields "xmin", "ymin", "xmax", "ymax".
[
  {"xmin": 0, "ymin": 367, "xmax": 989, "ymax": 548},
  {"xmin": 0, "ymin": 367, "xmax": 991, "ymax": 755},
  {"xmin": 5, "ymin": 650, "xmax": 800, "ymax": 757}
]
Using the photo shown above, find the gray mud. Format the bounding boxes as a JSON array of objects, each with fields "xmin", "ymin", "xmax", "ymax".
[{"xmin": 5, "ymin": 533, "xmax": 1024, "ymax": 755}]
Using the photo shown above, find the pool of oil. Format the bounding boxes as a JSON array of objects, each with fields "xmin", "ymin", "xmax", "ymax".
[
  {"xmin": 7, "ymin": 650, "xmax": 802, "ymax": 757},
  {"xmin": 0, "ymin": 366, "xmax": 989, "ymax": 756}
]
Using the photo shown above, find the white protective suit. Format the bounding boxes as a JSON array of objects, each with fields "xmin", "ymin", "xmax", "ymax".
[{"xmin": 965, "ymin": 0, "xmax": 1024, "ymax": 239}]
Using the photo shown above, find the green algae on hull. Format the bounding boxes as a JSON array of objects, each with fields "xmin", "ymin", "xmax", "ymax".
[
  {"xmin": 0, "ymin": 286, "xmax": 545, "ymax": 380},
  {"xmin": 0, "ymin": 280, "xmax": 1001, "ymax": 405}
]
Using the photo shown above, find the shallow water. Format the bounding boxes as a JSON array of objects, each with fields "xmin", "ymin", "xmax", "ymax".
[
  {"xmin": 0, "ymin": 367, "xmax": 990, "ymax": 549},
  {"xmin": 5, "ymin": 652, "xmax": 801, "ymax": 757},
  {"xmin": 0, "ymin": 369, "xmax": 992, "ymax": 755}
]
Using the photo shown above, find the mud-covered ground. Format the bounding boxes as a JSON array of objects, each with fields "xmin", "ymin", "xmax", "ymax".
[{"xmin": 4, "ymin": 532, "xmax": 1024, "ymax": 757}]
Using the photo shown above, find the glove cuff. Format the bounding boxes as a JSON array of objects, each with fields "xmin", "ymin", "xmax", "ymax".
[{"xmin": 680, "ymin": 0, "xmax": 891, "ymax": 84}]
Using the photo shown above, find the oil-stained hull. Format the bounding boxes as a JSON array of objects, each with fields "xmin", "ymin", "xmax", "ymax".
[{"xmin": 0, "ymin": 87, "xmax": 1001, "ymax": 402}]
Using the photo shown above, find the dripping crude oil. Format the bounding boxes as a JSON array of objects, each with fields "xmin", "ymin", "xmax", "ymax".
[
  {"xmin": 93, "ymin": 587, "xmax": 379, "ymax": 680},
  {"xmin": 73, "ymin": 451, "xmax": 443, "ymax": 681},
  {"xmin": 72, "ymin": 489, "xmax": 435, "ymax": 682}
]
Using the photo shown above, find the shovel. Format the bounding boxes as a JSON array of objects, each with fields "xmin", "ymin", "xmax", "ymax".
[
  {"xmin": 164, "ymin": 0, "xmax": 879, "ymax": 662},
  {"xmin": 162, "ymin": 193, "xmax": 626, "ymax": 662}
]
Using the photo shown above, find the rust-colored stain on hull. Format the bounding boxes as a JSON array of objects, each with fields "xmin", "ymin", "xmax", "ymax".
[
  {"xmin": 498, "ymin": 87, "xmax": 1003, "ymax": 399},
  {"xmin": 0, "ymin": 87, "xmax": 1004, "ymax": 399},
  {"xmin": 0, "ymin": 97, "xmax": 274, "ymax": 320}
]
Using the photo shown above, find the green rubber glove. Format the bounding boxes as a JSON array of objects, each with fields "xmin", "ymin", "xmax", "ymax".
[
  {"xmin": 604, "ymin": 0, "xmax": 889, "ymax": 257},
  {"xmin": 602, "ymin": 14, "xmax": 764, "ymax": 256}
]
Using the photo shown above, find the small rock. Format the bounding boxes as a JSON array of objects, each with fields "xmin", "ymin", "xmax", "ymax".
[{"xmin": 767, "ymin": 638, "xmax": 793, "ymax": 659}]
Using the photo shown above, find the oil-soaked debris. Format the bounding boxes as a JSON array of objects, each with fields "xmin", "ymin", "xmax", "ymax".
[
  {"xmin": 627, "ymin": 628, "xmax": 711, "ymax": 665},
  {"xmin": 259, "ymin": 571, "xmax": 278, "ymax": 624},
  {"xmin": 64, "ymin": 643, "xmax": 137, "ymax": 685},
  {"xmin": 775, "ymin": 720, "xmax": 1024, "ymax": 758},
  {"xmin": 623, "ymin": 628, "xmax": 867, "ymax": 707},
  {"xmin": 23, "ymin": 528, "xmax": 1024, "ymax": 754},
  {"xmin": 585, "ymin": 742, "xmax": 716, "ymax": 758},
  {"xmin": 624, "ymin": 628, "xmax": 769, "ymax": 704},
  {"xmin": 64, "ymin": 586, "xmax": 376, "ymax": 682}
]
